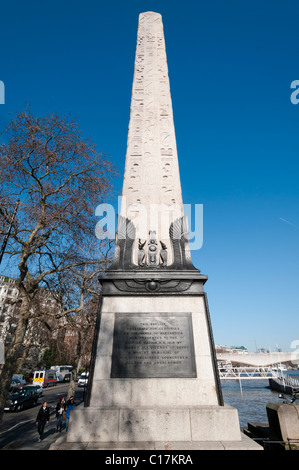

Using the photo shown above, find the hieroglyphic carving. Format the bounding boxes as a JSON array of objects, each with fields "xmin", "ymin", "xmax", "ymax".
[
  {"xmin": 121, "ymin": 12, "xmax": 184, "ymax": 262},
  {"xmin": 137, "ymin": 232, "xmax": 168, "ymax": 268},
  {"xmin": 127, "ymin": 159, "xmax": 141, "ymax": 194}
]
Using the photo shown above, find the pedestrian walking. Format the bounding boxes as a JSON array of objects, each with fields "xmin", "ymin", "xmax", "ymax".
[
  {"xmin": 55, "ymin": 396, "xmax": 66, "ymax": 432},
  {"xmin": 65, "ymin": 395, "xmax": 76, "ymax": 432},
  {"xmin": 36, "ymin": 401, "xmax": 50, "ymax": 442}
]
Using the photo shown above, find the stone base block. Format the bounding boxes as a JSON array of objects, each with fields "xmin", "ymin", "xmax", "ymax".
[
  {"xmin": 52, "ymin": 433, "xmax": 263, "ymax": 450},
  {"xmin": 267, "ymin": 402, "xmax": 299, "ymax": 442},
  {"xmin": 67, "ymin": 405, "xmax": 241, "ymax": 444}
]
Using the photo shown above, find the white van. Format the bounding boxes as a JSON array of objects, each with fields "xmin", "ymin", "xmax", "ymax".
[
  {"xmin": 78, "ymin": 372, "xmax": 89, "ymax": 387},
  {"xmin": 33, "ymin": 370, "xmax": 57, "ymax": 388}
]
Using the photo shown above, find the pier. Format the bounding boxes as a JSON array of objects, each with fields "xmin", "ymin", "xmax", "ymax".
[{"xmin": 218, "ymin": 365, "xmax": 282, "ymax": 380}]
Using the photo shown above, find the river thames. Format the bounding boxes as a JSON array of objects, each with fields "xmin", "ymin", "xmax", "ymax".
[{"xmin": 221, "ymin": 371, "xmax": 299, "ymax": 429}]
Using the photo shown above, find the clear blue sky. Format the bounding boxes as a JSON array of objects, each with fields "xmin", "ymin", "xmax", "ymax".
[{"xmin": 1, "ymin": 0, "xmax": 299, "ymax": 353}]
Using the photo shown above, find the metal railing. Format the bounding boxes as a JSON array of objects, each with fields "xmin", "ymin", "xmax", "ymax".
[
  {"xmin": 218, "ymin": 365, "xmax": 281, "ymax": 380},
  {"xmin": 250, "ymin": 436, "xmax": 299, "ymax": 450}
]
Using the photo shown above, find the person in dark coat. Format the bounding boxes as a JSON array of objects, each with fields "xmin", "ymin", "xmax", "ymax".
[
  {"xmin": 55, "ymin": 396, "xmax": 66, "ymax": 432},
  {"xmin": 36, "ymin": 400, "xmax": 50, "ymax": 441}
]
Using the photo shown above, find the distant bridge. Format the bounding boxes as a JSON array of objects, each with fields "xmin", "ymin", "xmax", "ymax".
[{"xmin": 216, "ymin": 352, "xmax": 296, "ymax": 367}]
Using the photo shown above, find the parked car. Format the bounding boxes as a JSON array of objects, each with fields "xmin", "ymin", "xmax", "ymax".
[
  {"xmin": 78, "ymin": 372, "xmax": 89, "ymax": 387},
  {"xmin": 26, "ymin": 384, "xmax": 43, "ymax": 398},
  {"xmin": 9, "ymin": 379, "xmax": 23, "ymax": 392},
  {"xmin": 4, "ymin": 386, "xmax": 39, "ymax": 412},
  {"xmin": 11, "ymin": 374, "xmax": 26, "ymax": 386}
]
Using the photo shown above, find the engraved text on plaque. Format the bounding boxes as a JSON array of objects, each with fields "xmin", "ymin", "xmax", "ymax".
[{"xmin": 111, "ymin": 313, "xmax": 197, "ymax": 378}]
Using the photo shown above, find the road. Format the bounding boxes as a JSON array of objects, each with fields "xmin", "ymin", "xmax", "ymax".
[{"xmin": 0, "ymin": 383, "xmax": 84, "ymax": 450}]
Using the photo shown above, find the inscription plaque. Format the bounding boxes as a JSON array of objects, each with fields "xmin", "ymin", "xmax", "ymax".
[{"xmin": 111, "ymin": 312, "xmax": 197, "ymax": 378}]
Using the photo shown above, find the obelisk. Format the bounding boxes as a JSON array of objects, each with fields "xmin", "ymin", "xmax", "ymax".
[
  {"xmin": 120, "ymin": 11, "xmax": 183, "ymax": 264},
  {"xmin": 66, "ymin": 12, "xmax": 261, "ymax": 450}
]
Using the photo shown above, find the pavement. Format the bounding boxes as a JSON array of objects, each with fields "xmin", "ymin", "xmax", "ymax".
[
  {"xmin": 0, "ymin": 402, "xmax": 82, "ymax": 450},
  {"xmin": 1, "ymin": 400, "xmax": 263, "ymax": 451}
]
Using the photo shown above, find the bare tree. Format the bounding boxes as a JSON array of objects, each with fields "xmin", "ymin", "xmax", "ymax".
[
  {"xmin": 39, "ymin": 237, "xmax": 108, "ymax": 400},
  {"xmin": 0, "ymin": 107, "xmax": 117, "ymax": 420}
]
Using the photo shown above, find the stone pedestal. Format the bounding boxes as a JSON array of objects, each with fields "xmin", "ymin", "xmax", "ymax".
[{"xmin": 66, "ymin": 273, "xmax": 259, "ymax": 448}]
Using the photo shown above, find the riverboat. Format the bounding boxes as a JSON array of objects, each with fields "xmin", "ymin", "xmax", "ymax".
[{"xmin": 268, "ymin": 375, "xmax": 299, "ymax": 394}]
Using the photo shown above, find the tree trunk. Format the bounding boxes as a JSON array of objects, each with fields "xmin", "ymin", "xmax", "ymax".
[
  {"xmin": 67, "ymin": 330, "xmax": 84, "ymax": 403},
  {"xmin": 67, "ymin": 366, "xmax": 77, "ymax": 401},
  {"xmin": 0, "ymin": 301, "xmax": 29, "ymax": 422}
]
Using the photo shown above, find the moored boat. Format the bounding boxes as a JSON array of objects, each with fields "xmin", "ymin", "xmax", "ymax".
[{"xmin": 268, "ymin": 375, "xmax": 299, "ymax": 394}]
